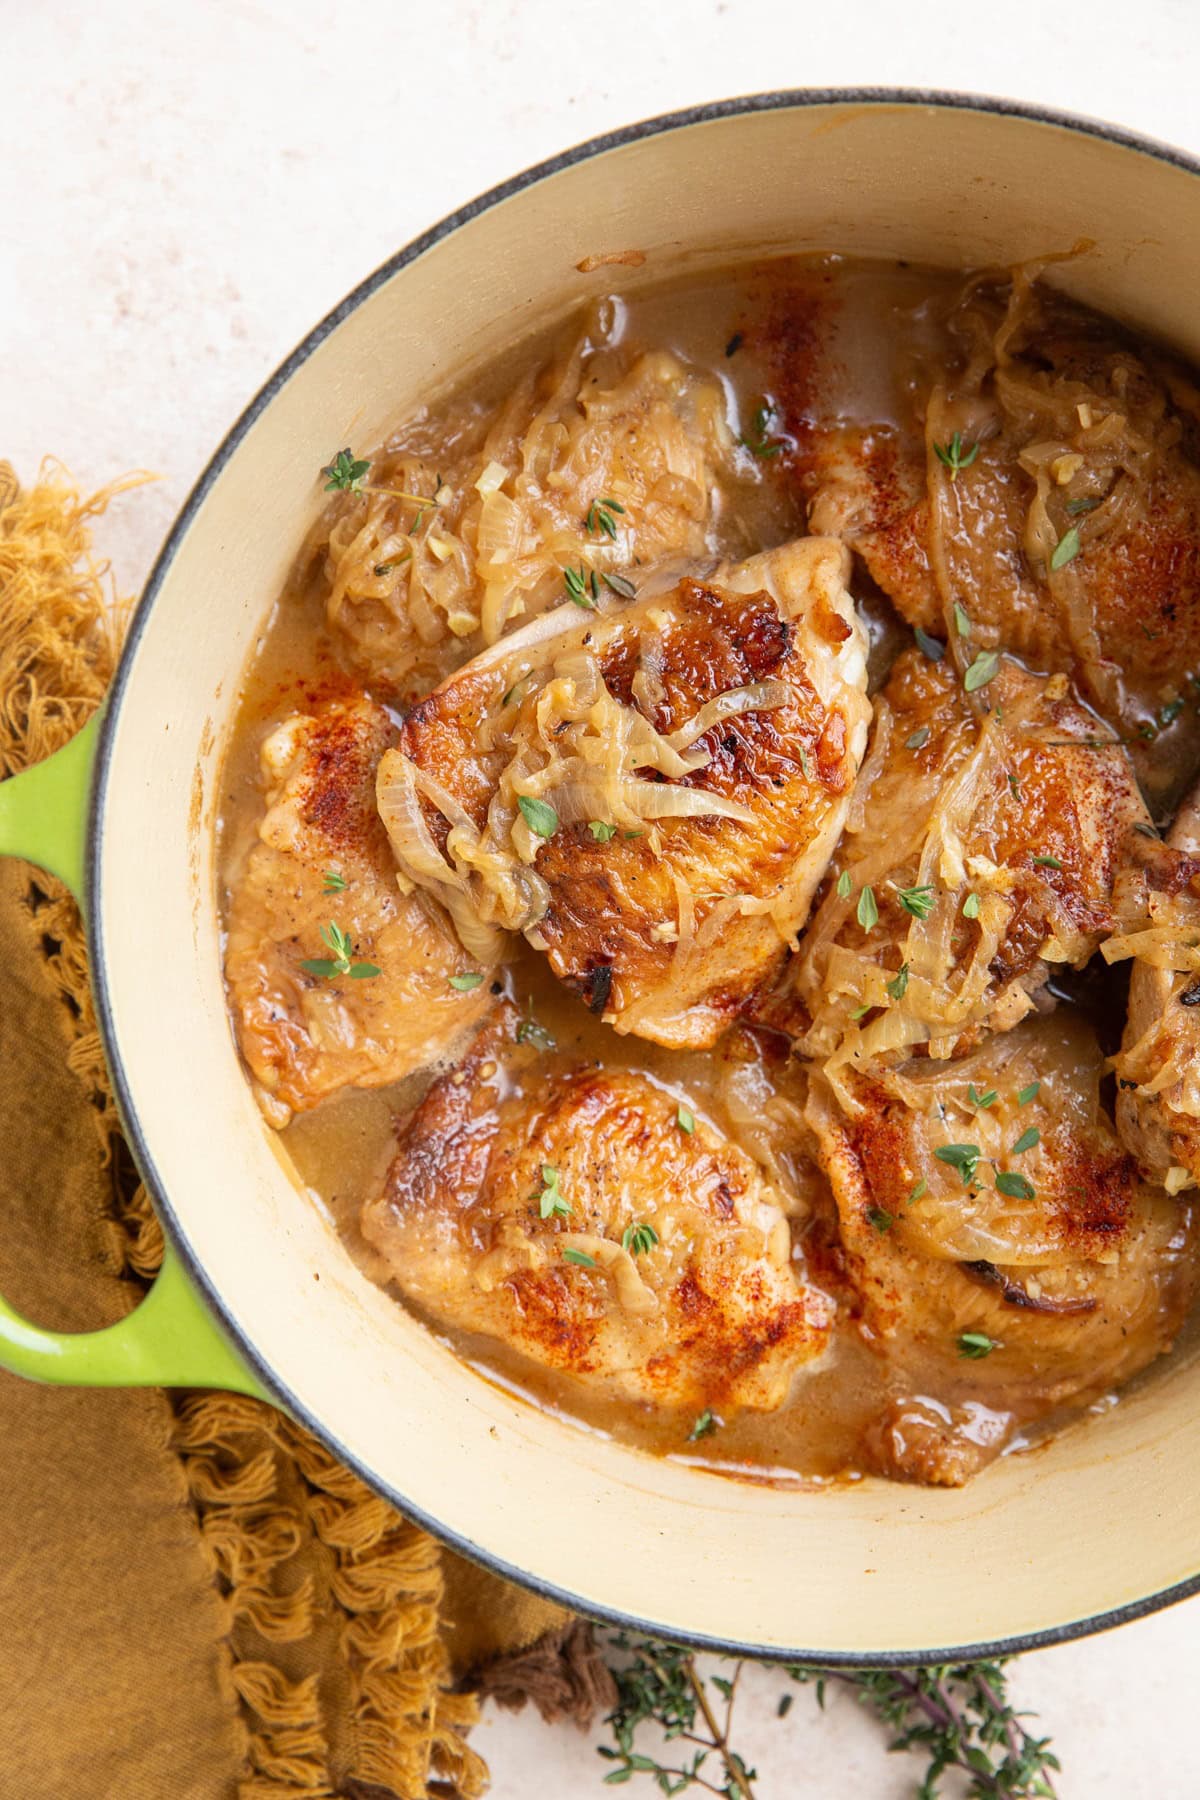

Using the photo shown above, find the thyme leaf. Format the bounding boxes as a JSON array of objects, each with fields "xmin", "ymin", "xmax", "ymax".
[
  {"xmin": 964, "ymin": 649, "xmax": 1001, "ymax": 693},
  {"xmin": 933, "ymin": 431, "xmax": 980, "ymax": 478},
  {"xmin": 299, "ymin": 921, "xmax": 379, "ymax": 981},
  {"xmin": 518, "ymin": 794, "xmax": 559, "ymax": 839},
  {"xmin": 898, "ymin": 883, "xmax": 936, "ymax": 920},
  {"xmin": 321, "ymin": 448, "xmax": 370, "ymax": 492},
  {"xmin": 1050, "ymin": 525, "xmax": 1081, "ymax": 571},
  {"xmin": 586, "ymin": 495, "xmax": 626, "ymax": 540}
]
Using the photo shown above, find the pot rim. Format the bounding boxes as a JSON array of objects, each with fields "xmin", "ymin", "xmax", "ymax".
[{"xmin": 87, "ymin": 85, "xmax": 1200, "ymax": 1665}]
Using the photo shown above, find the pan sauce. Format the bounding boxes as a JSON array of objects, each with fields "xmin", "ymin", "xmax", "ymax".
[{"xmin": 218, "ymin": 256, "xmax": 1200, "ymax": 1486}]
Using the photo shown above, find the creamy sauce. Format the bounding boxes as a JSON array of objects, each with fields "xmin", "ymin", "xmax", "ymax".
[{"xmin": 217, "ymin": 257, "xmax": 1178, "ymax": 1485}]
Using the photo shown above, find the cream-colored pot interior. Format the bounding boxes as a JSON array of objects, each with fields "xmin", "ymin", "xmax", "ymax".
[{"xmin": 93, "ymin": 95, "xmax": 1200, "ymax": 1658}]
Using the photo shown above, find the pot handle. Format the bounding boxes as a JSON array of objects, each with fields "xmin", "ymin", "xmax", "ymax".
[{"xmin": 0, "ymin": 718, "xmax": 270, "ymax": 1399}]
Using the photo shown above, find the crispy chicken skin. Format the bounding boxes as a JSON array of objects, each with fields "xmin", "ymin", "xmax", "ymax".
[
  {"xmin": 772, "ymin": 647, "xmax": 1154, "ymax": 1065},
  {"xmin": 361, "ymin": 1009, "xmax": 835, "ymax": 1414},
  {"xmin": 804, "ymin": 276, "xmax": 1200, "ymax": 798},
  {"xmin": 806, "ymin": 1012, "xmax": 1199, "ymax": 1484},
  {"xmin": 1111, "ymin": 782, "xmax": 1200, "ymax": 1190},
  {"xmin": 379, "ymin": 539, "xmax": 871, "ymax": 1048},
  {"xmin": 224, "ymin": 699, "xmax": 491, "ymax": 1124}
]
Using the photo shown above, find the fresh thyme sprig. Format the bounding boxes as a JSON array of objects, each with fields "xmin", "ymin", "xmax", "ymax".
[
  {"xmin": 595, "ymin": 1635, "xmax": 1059, "ymax": 1799},
  {"xmin": 586, "ymin": 496, "xmax": 626, "ymax": 539},
  {"xmin": 788, "ymin": 1659, "xmax": 1059, "ymax": 1798},
  {"xmin": 299, "ymin": 922, "xmax": 380, "ymax": 980},
  {"xmin": 598, "ymin": 1635, "xmax": 754, "ymax": 1797},
  {"xmin": 934, "ymin": 432, "xmax": 980, "ymax": 479},
  {"xmin": 566, "ymin": 563, "xmax": 601, "ymax": 608},
  {"xmin": 320, "ymin": 449, "xmax": 444, "ymax": 519}
]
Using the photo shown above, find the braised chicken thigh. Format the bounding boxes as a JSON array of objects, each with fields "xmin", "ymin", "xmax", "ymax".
[
  {"xmin": 362, "ymin": 1008, "xmax": 834, "ymax": 1414},
  {"xmin": 378, "ymin": 539, "xmax": 871, "ymax": 1048},
  {"xmin": 224, "ymin": 698, "xmax": 492, "ymax": 1123},
  {"xmin": 300, "ymin": 309, "xmax": 743, "ymax": 690},
  {"xmin": 804, "ymin": 273, "xmax": 1200, "ymax": 800},
  {"xmin": 776, "ymin": 647, "xmax": 1152, "ymax": 1074},
  {"xmin": 805, "ymin": 1012, "xmax": 1199, "ymax": 1483}
]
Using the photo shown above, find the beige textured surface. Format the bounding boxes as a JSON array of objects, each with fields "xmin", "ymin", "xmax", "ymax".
[{"xmin": 5, "ymin": 2, "xmax": 1200, "ymax": 1792}]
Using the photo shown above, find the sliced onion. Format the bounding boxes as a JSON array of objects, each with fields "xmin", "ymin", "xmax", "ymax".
[
  {"xmin": 666, "ymin": 680, "xmax": 791, "ymax": 753},
  {"xmin": 376, "ymin": 749, "xmax": 507, "ymax": 961},
  {"xmin": 614, "ymin": 779, "xmax": 755, "ymax": 825}
]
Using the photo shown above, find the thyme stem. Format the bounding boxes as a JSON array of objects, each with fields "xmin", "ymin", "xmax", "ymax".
[{"xmin": 685, "ymin": 1660, "xmax": 754, "ymax": 1800}]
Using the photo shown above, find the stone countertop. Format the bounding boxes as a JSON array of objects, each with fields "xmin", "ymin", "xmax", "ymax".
[{"xmin": 7, "ymin": 2, "xmax": 1199, "ymax": 1792}]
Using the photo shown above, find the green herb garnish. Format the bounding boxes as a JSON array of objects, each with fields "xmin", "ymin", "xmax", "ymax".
[
  {"xmin": 963, "ymin": 892, "xmax": 981, "ymax": 920},
  {"xmin": 907, "ymin": 1178, "xmax": 927, "ymax": 1205},
  {"xmin": 968, "ymin": 1083, "xmax": 998, "ymax": 1110},
  {"xmin": 856, "ymin": 885, "xmax": 879, "ymax": 932},
  {"xmin": 886, "ymin": 963, "xmax": 909, "ymax": 1001},
  {"xmin": 934, "ymin": 432, "xmax": 980, "ymax": 479},
  {"xmin": 1050, "ymin": 525, "xmax": 1081, "ymax": 571},
  {"xmin": 898, "ymin": 883, "xmax": 936, "ymax": 920},
  {"xmin": 865, "ymin": 1207, "xmax": 894, "ymax": 1234},
  {"xmin": 1017, "ymin": 1081, "xmax": 1041, "ymax": 1107},
  {"xmin": 836, "ymin": 870, "xmax": 853, "ymax": 900},
  {"xmin": 739, "ymin": 400, "xmax": 782, "ymax": 459},
  {"xmin": 914, "ymin": 627, "xmax": 946, "ymax": 662},
  {"xmin": 597, "ymin": 1634, "xmax": 1060, "ymax": 1799},
  {"xmin": 601, "ymin": 571, "xmax": 638, "ymax": 600},
  {"xmin": 448, "ymin": 971, "xmax": 485, "ymax": 991},
  {"xmin": 299, "ymin": 921, "xmax": 380, "ymax": 981},
  {"xmin": 1066, "ymin": 495, "xmax": 1102, "ymax": 514},
  {"xmin": 622, "ymin": 1221, "xmax": 659, "ymax": 1256},
  {"xmin": 374, "ymin": 553, "xmax": 413, "ymax": 576},
  {"xmin": 323, "ymin": 870, "xmax": 347, "ymax": 893},
  {"xmin": 516, "ymin": 1009, "xmax": 555, "ymax": 1051},
  {"xmin": 688, "ymin": 1409, "xmax": 719, "ymax": 1442},
  {"xmin": 518, "ymin": 794, "xmax": 559, "ymax": 839},
  {"xmin": 537, "ymin": 1165, "xmax": 572, "ymax": 1220},
  {"xmin": 958, "ymin": 1331, "xmax": 999, "ymax": 1359},
  {"xmin": 586, "ymin": 496, "xmax": 626, "ymax": 540},
  {"xmin": 1032, "ymin": 855, "xmax": 1063, "ymax": 869},
  {"xmin": 935, "ymin": 1143, "xmax": 982, "ymax": 1185},
  {"xmin": 953, "ymin": 601, "xmax": 972, "ymax": 638},
  {"xmin": 321, "ymin": 448, "xmax": 370, "ymax": 492},
  {"xmin": 564, "ymin": 563, "xmax": 599, "ymax": 608},
  {"xmin": 906, "ymin": 726, "xmax": 931, "ymax": 751},
  {"xmin": 1011, "ymin": 1126, "xmax": 1040, "ymax": 1156},
  {"xmin": 964, "ymin": 649, "xmax": 1001, "ymax": 693},
  {"xmin": 561, "ymin": 1246, "xmax": 597, "ymax": 1268},
  {"xmin": 995, "ymin": 1170, "xmax": 1036, "ymax": 1200},
  {"xmin": 676, "ymin": 1104, "xmax": 695, "ymax": 1134},
  {"xmin": 589, "ymin": 820, "xmax": 618, "ymax": 842}
]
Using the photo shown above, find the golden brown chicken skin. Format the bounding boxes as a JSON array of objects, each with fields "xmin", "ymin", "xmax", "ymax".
[
  {"xmin": 224, "ymin": 698, "xmax": 492, "ymax": 1124},
  {"xmin": 361, "ymin": 1009, "xmax": 835, "ymax": 1416},
  {"xmin": 805, "ymin": 1011, "xmax": 1199, "ymax": 1484},
  {"xmin": 378, "ymin": 540, "xmax": 871, "ymax": 1048},
  {"xmin": 774, "ymin": 647, "xmax": 1154, "ymax": 1076},
  {"xmin": 803, "ymin": 274, "xmax": 1200, "ymax": 802}
]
